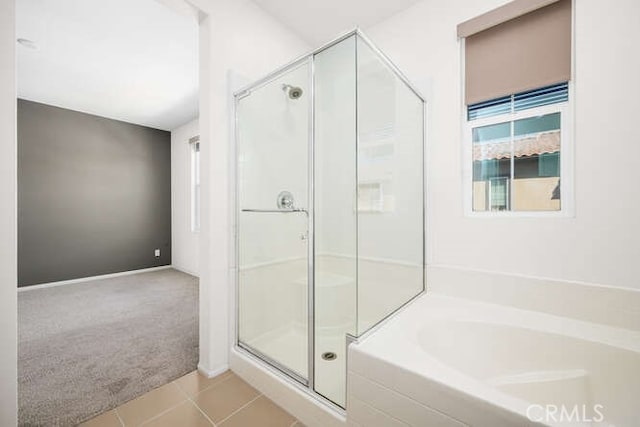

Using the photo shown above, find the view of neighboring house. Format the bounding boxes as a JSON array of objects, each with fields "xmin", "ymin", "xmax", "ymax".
[{"xmin": 473, "ymin": 114, "xmax": 561, "ymax": 212}]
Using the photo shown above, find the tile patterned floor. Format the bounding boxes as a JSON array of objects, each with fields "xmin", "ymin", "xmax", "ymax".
[{"xmin": 80, "ymin": 370, "xmax": 305, "ymax": 427}]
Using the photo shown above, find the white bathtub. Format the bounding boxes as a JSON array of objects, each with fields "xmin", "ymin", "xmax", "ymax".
[{"xmin": 347, "ymin": 294, "xmax": 640, "ymax": 427}]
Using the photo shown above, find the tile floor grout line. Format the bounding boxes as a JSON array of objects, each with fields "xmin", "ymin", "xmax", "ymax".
[
  {"xmin": 110, "ymin": 372, "xmax": 236, "ymax": 427},
  {"xmin": 173, "ymin": 379, "xmax": 193, "ymax": 400},
  {"xmin": 137, "ymin": 385, "xmax": 190, "ymax": 427},
  {"xmin": 174, "ymin": 371, "xmax": 252, "ymax": 427},
  {"xmin": 93, "ymin": 371, "xmax": 260, "ymax": 427},
  {"xmin": 185, "ymin": 394, "xmax": 218, "ymax": 426},
  {"xmin": 178, "ymin": 381, "xmax": 218, "ymax": 427},
  {"xmin": 176, "ymin": 371, "xmax": 235, "ymax": 398},
  {"xmin": 137, "ymin": 399, "xmax": 189, "ymax": 426},
  {"xmin": 215, "ymin": 393, "xmax": 264, "ymax": 426},
  {"xmin": 113, "ymin": 408, "xmax": 126, "ymax": 427}
]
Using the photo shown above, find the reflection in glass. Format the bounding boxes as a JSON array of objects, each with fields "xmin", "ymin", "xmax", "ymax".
[
  {"xmin": 472, "ymin": 113, "xmax": 561, "ymax": 212},
  {"xmin": 513, "ymin": 113, "xmax": 561, "ymax": 211},
  {"xmin": 472, "ymin": 122, "xmax": 512, "ymax": 211},
  {"xmin": 356, "ymin": 36, "xmax": 424, "ymax": 336}
]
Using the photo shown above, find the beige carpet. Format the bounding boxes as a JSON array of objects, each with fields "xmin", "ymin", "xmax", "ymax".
[{"xmin": 18, "ymin": 268, "xmax": 198, "ymax": 426}]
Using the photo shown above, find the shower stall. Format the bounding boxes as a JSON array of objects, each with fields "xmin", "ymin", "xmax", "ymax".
[{"xmin": 234, "ymin": 29, "xmax": 425, "ymax": 409}]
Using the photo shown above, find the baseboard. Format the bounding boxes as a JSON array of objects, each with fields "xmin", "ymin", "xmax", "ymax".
[
  {"xmin": 197, "ymin": 363, "xmax": 229, "ymax": 379},
  {"xmin": 171, "ymin": 264, "xmax": 199, "ymax": 277},
  {"xmin": 18, "ymin": 265, "xmax": 172, "ymax": 292}
]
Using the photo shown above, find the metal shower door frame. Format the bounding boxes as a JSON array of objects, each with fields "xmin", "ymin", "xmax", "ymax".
[
  {"xmin": 234, "ymin": 57, "xmax": 315, "ymax": 389},
  {"xmin": 233, "ymin": 27, "xmax": 427, "ymax": 412}
]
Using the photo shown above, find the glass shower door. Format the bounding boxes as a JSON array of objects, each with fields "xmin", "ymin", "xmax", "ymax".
[{"xmin": 237, "ymin": 61, "xmax": 311, "ymax": 383}]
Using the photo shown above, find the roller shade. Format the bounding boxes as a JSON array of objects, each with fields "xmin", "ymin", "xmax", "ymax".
[{"xmin": 462, "ymin": 0, "xmax": 571, "ymax": 105}]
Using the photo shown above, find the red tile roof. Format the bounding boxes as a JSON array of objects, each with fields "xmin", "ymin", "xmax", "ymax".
[{"xmin": 473, "ymin": 131, "xmax": 560, "ymax": 161}]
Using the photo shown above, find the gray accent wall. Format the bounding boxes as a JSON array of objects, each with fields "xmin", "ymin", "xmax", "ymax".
[{"xmin": 18, "ymin": 99, "xmax": 172, "ymax": 287}]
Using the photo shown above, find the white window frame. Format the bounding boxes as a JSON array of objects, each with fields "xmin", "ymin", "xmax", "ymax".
[
  {"xmin": 191, "ymin": 141, "xmax": 200, "ymax": 232},
  {"xmin": 463, "ymin": 97, "xmax": 574, "ymax": 218}
]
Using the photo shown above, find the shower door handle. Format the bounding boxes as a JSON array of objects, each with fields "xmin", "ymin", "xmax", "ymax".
[{"xmin": 241, "ymin": 208, "xmax": 308, "ymax": 216}]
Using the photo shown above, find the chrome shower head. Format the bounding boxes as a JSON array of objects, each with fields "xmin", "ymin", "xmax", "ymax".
[{"xmin": 282, "ymin": 84, "xmax": 303, "ymax": 100}]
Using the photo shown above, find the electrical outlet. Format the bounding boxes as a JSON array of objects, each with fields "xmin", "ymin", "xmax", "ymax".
[{"xmin": 154, "ymin": 249, "xmax": 160, "ymax": 257}]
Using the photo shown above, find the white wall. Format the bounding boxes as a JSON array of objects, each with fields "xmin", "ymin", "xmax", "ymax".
[
  {"xmin": 0, "ymin": 0, "xmax": 18, "ymax": 423},
  {"xmin": 366, "ymin": 0, "xmax": 640, "ymax": 291},
  {"xmin": 171, "ymin": 118, "xmax": 199, "ymax": 276},
  {"xmin": 186, "ymin": 0, "xmax": 310, "ymax": 376}
]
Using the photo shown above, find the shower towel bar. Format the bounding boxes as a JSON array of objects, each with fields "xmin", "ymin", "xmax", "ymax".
[{"xmin": 241, "ymin": 208, "xmax": 308, "ymax": 215}]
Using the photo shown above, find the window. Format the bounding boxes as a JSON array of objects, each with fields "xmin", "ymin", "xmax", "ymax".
[
  {"xmin": 459, "ymin": 0, "xmax": 572, "ymax": 215},
  {"xmin": 191, "ymin": 139, "xmax": 200, "ymax": 232},
  {"xmin": 467, "ymin": 83, "xmax": 569, "ymax": 213}
]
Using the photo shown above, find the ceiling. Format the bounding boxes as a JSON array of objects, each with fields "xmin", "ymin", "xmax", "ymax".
[
  {"xmin": 17, "ymin": 0, "xmax": 199, "ymax": 131},
  {"xmin": 251, "ymin": 0, "xmax": 424, "ymax": 45},
  {"xmin": 15, "ymin": 0, "xmax": 420, "ymax": 130}
]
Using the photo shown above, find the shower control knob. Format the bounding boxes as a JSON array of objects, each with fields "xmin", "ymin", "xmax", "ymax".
[
  {"xmin": 277, "ymin": 191, "xmax": 294, "ymax": 210},
  {"xmin": 300, "ymin": 233, "xmax": 307, "ymax": 241}
]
